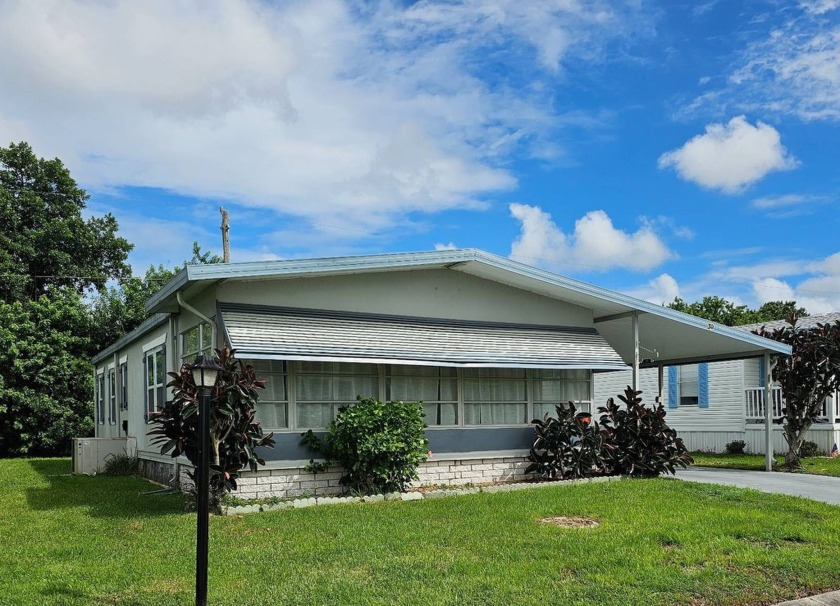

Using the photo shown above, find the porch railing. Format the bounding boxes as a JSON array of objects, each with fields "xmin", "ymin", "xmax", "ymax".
[{"xmin": 745, "ymin": 387, "xmax": 839, "ymax": 423}]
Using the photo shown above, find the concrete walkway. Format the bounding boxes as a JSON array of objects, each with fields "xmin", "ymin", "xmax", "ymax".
[
  {"xmin": 675, "ymin": 466, "xmax": 840, "ymax": 506},
  {"xmin": 774, "ymin": 591, "xmax": 840, "ymax": 605}
]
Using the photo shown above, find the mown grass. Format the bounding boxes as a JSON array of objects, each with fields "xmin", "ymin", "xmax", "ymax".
[
  {"xmin": 2, "ymin": 459, "xmax": 840, "ymax": 605},
  {"xmin": 691, "ymin": 453, "xmax": 840, "ymax": 477}
]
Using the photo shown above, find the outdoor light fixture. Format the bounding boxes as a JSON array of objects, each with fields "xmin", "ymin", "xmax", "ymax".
[{"xmin": 190, "ymin": 353, "xmax": 221, "ymax": 606}]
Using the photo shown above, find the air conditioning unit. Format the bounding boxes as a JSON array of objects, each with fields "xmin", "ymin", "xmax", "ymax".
[{"xmin": 71, "ymin": 437, "xmax": 137, "ymax": 475}]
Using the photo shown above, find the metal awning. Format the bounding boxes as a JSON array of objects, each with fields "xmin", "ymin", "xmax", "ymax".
[{"xmin": 218, "ymin": 303, "xmax": 628, "ymax": 370}]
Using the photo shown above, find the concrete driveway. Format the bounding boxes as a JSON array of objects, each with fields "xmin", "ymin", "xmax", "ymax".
[{"xmin": 675, "ymin": 466, "xmax": 840, "ymax": 506}]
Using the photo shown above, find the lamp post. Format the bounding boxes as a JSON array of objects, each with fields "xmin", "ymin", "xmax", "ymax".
[{"xmin": 190, "ymin": 354, "xmax": 221, "ymax": 606}]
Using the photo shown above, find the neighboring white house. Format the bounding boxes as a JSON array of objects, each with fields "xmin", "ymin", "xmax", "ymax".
[
  {"xmin": 89, "ymin": 249, "xmax": 788, "ymax": 496},
  {"xmin": 595, "ymin": 313, "xmax": 840, "ymax": 455}
]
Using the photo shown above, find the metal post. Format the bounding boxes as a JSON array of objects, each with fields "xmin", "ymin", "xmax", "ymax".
[
  {"xmin": 764, "ymin": 353, "xmax": 773, "ymax": 472},
  {"xmin": 632, "ymin": 312, "xmax": 640, "ymax": 391},
  {"xmin": 195, "ymin": 388, "xmax": 210, "ymax": 606}
]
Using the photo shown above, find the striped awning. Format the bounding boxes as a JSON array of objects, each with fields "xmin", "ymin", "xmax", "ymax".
[{"xmin": 218, "ymin": 303, "xmax": 628, "ymax": 370}]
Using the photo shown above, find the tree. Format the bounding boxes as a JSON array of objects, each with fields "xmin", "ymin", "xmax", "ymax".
[
  {"xmin": 148, "ymin": 348, "xmax": 275, "ymax": 513},
  {"xmin": 753, "ymin": 316, "xmax": 840, "ymax": 469},
  {"xmin": 667, "ymin": 296, "xmax": 808, "ymax": 326},
  {"xmin": 0, "ymin": 289, "xmax": 95, "ymax": 455},
  {"xmin": 0, "ymin": 142, "xmax": 132, "ymax": 302}
]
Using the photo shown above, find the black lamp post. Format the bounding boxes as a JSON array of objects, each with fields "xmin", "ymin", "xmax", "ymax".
[{"xmin": 190, "ymin": 354, "xmax": 221, "ymax": 606}]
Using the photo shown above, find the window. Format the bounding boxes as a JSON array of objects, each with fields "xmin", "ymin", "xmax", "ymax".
[
  {"xmin": 386, "ymin": 365, "xmax": 458, "ymax": 426},
  {"xmin": 119, "ymin": 361, "xmax": 128, "ymax": 410},
  {"xmin": 531, "ymin": 369, "xmax": 592, "ymax": 419},
  {"xmin": 145, "ymin": 345, "xmax": 166, "ymax": 419},
  {"xmin": 463, "ymin": 368, "xmax": 527, "ymax": 425},
  {"xmin": 250, "ymin": 360, "xmax": 289, "ymax": 429},
  {"xmin": 96, "ymin": 373, "xmax": 105, "ymax": 425},
  {"xmin": 108, "ymin": 368, "xmax": 117, "ymax": 424},
  {"xmin": 678, "ymin": 364, "xmax": 699, "ymax": 406},
  {"xmin": 296, "ymin": 361, "xmax": 378, "ymax": 429},
  {"xmin": 181, "ymin": 322, "xmax": 213, "ymax": 364}
]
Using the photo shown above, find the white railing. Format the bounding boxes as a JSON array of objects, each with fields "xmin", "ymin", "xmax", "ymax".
[{"xmin": 745, "ymin": 387, "xmax": 839, "ymax": 423}]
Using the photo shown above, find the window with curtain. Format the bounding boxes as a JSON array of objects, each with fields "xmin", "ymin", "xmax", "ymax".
[
  {"xmin": 531, "ymin": 369, "xmax": 592, "ymax": 419},
  {"xmin": 386, "ymin": 365, "xmax": 458, "ymax": 426},
  {"xmin": 296, "ymin": 361, "xmax": 379, "ymax": 429},
  {"xmin": 463, "ymin": 368, "xmax": 527, "ymax": 425},
  {"xmin": 679, "ymin": 364, "xmax": 699, "ymax": 406},
  {"xmin": 248, "ymin": 359, "xmax": 289, "ymax": 429}
]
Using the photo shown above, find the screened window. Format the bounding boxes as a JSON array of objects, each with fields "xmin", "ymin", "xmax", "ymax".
[
  {"xmin": 119, "ymin": 361, "xmax": 128, "ymax": 410},
  {"xmin": 96, "ymin": 373, "xmax": 105, "ymax": 425},
  {"xmin": 386, "ymin": 365, "xmax": 458, "ymax": 426},
  {"xmin": 181, "ymin": 322, "xmax": 213, "ymax": 364},
  {"xmin": 532, "ymin": 369, "xmax": 592, "ymax": 419},
  {"xmin": 463, "ymin": 368, "xmax": 527, "ymax": 425},
  {"xmin": 679, "ymin": 365, "xmax": 699, "ymax": 406},
  {"xmin": 108, "ymin": 368, "xmax": 117, "ymax": 424},
  {"xmin": 249, "ymin": 360, "xmax": 289, "ymax": 429},
  {"xmin": 145, "ymin": 345, "xmax": 166, "ymax": 419},
  {"xmin": 296, "ymin": 361, "xmax": 378, "ymax": 429}
]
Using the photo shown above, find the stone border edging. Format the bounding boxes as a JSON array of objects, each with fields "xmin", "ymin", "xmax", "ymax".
[{"xmin": 223, "ymin": 475, "xmax": 623, "ymax": 515}]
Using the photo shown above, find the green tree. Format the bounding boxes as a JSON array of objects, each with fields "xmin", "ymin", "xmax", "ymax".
[
  {"xmin": 753, "ymin": 317, "xmax": 840, "ymax": 469},
  {"xmin": 0, "ymin": 142, "xmax": 132, "ymax": 302},
  {"xmin": 0, "ymin": 289, "xmax": 95, "ymax": 455},
  {"xmin": 667, "ymin": 297, "xmax": 808, "ymax": 326}
]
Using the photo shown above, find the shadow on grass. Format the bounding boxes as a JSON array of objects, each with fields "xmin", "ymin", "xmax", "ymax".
[{"xmin": 25, "ymin": 458, "xmax": 185, "ymax": 519}]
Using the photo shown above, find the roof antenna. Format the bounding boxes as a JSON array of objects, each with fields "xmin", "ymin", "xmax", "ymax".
[{"xmin": 220, "ymin": 207, "xmax": 230, "ymax": 263}]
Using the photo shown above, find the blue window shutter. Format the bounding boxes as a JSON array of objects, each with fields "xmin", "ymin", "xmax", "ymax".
[
  {"xmin": 667, "ymin": 366, "xmax": 678, "ymax": 408},
  {"xmin": 758, "ymin": 356, "xmax": 766, "ymax": 388},
  {"xmin": 698, "ymin": 363, "xmax": 709, "ymax": 408}
]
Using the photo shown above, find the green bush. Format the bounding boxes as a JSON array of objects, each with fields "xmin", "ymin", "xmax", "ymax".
[
  {"xmin": 303, "ymin": 397, "xmax": 429, "ymax": 494},
  {"xmin": 725, "ymin": 440, "xmax": 747, "ymax": 455},
  {"xmin": 800, "ymin": 440, "xmax": 820, "ymax": 458},
  {"xmin": 598, "ymin": 387, "xmax": 693, "ymax": 477},
  {"xmin": 526, "ymin": 404, "xmax": 605, "ymax": 480},
  {"xmin": 102, "ymin": 453, "xmax": 139, "ymax": 476}
]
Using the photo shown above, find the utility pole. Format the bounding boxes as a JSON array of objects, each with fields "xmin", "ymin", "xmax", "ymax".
[{"xmin": 219, "ymin": 207, "xmax": 230, "ymax": 263}]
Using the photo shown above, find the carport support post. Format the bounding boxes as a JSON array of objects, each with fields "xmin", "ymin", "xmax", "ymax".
[
  {"xmin": 764, "ymin": 353, "xmax": 773, "ymax": 472},
  {"xmin": 632, "ymin": 312, "xmax": 640, "ymax": 391}
]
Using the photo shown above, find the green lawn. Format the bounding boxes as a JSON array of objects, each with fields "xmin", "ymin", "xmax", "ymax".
[
  {"xmin": 3, "ymin": 459, "xmax": 840, "ymax": 606},
  {"xmin": 691, "ymin": 453, "xmax": 840, "ymax": 477}
]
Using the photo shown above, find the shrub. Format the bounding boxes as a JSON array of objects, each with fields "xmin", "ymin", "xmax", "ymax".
[
  {"xmin": 725, "ymin": 440, "xmax": 747, "ymax": 455},
  {"xmin": 526, "ymin": 404, "xmax": 606, "ymax": 480},
  {"xmin": 102, "ymin": 453, "xmax": 139, "ymax": 476},
  {"xmin": 598, "ymin": 387, "xmax": 693, "ymax": 477},
  {"xmin": 800, "ymin": 440, "xmax": 820, "ymax": 458},
  {"xmin": 303, "ymin": 397, "xmax": 429, "ymax": 494}
]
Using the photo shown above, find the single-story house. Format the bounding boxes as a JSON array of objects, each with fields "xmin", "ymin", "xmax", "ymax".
[
  {"xmin": 89, "ymin": 249, "xmax": 789, "ymax": 496},
  {"xmin": 595, "ymin": 314, "xmax": 840, "ymax": 455}
]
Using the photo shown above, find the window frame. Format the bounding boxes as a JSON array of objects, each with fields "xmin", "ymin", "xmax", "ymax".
[
  {"xmin": 181, "ymin": 321, "xmax": 214, "ymax": 365},
  {"xmin": 108, "ymin": 367, "xmax": 117, "ymax": 425},
  {"xmin": 678, "ymin": 364, "xmax": 700, "ymax": 407},
  {"xmin": 118, "ymin": 360, "xmax": 128, "ymax": 410},
  {"xmin": 96, "ymin": 371, "xmax": 106, "ymax": 425},
  {"xmin": 144, "ymin": 345, "xmax": 166, "ymax": 421}
]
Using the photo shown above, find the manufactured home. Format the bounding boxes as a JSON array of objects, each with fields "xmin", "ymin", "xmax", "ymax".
[
  {"xmin": 595, "ymin": 313, "xmax": 840, "ymax": 455},
  {"xmin": 89, "ymin": 249, "xmax": 789, "ymax": 495}
]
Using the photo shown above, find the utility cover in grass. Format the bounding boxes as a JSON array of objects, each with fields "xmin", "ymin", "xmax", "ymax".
[{"xmin": 538, "ymin": 516, "xmax": 599, "ymax": 528}]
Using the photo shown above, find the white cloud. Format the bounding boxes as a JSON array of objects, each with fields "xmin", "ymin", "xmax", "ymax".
[
  {"xmin": 434, "ymin": 242, "xmax": 459, "ymax": 251},
  {"xmin": 689, "ymin": 4, "xmax": 840, "ymax": 122},
  {"xmin": 627, "ymin": 273, "xmax": 681, "ymax": 305},
  {"xmin": 0, "ymin": 0, "xmax": 644, "ymax": 234},
  {"xmin": 658, "ymin": 116, "xmax": 798, "ymax": 194},
  {"xmin": 508, "ymin": 203, "xmax": 672, "ymax": 272},
  {"xmin": 751, "ymin": 194, "xmax": 813, "ymax": 209}
]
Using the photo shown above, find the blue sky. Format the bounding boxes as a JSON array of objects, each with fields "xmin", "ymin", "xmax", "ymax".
[{"xmin": 1, "ymin": 0, "xmax": 839, "ymax": 311}]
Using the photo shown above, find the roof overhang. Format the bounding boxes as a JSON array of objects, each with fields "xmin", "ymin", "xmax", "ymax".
[{"xmin": 146, "ymin": 249, "xmax": 790, "ymax": 367}]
